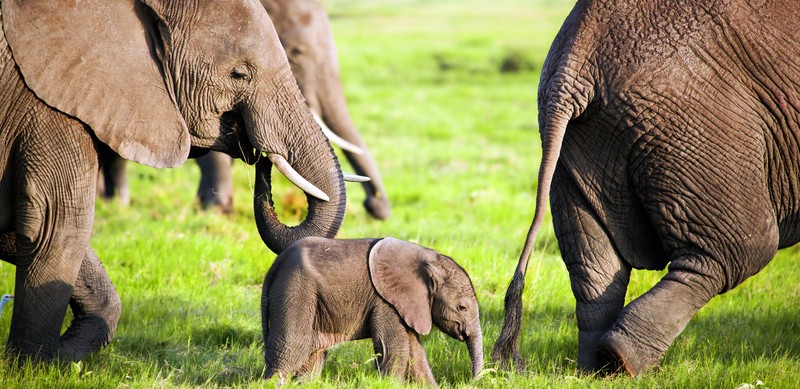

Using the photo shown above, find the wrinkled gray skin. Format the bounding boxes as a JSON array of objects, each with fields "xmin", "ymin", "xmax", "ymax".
[
  {"xmin": 262, "ymin": 237, "xmax": 482, "ymax": 386},
  {"xmin": 0, "ymin": 0, "xmax": 345, "ymax": 362},
  {"xmin": 493, "ymin": 0, "xmax": 800, "ymax": 376},
  {"xmin": 102, "ymin": 0, "xmax": 392, "ymax": 220}
]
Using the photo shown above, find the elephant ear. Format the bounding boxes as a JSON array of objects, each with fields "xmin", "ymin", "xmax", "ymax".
[
  {"xmin": 368, "ymin": 237, "xmax": 433, "ymax": 335},
  {"xmin": 1, "ymin": 0, "xmax": 189, "ymax": 168}
]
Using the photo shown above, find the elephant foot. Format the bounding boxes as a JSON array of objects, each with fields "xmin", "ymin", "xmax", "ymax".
[
  {"xmin": 198, "ymin": 192, "xmax": 234, "ymax": 214},
  {"xmin": 597, "ymin": 329, "xmax": 663, "ymax": 376},
  {"xmin": 364, "ymin": 196, "xmax": 391, "ymax": 220},
  {"xmin": 5, "ymin": 340, "xmax": 58, "ymax": 364},
  {"xmin": 575, "ymin": 330, "xmax": 610, "ymax": 374},
  {"xmin": 58, "ymin": 310, "xmax": 117, "ymax": 361},
  {"xmin": 59, "ymin": 250, "xmax": 122, "ymax": 361}
]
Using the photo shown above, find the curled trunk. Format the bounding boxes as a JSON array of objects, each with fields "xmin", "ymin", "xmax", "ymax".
[{"xmin": 253, "ymin": 138, "xmax": 346, "ymax": 254}]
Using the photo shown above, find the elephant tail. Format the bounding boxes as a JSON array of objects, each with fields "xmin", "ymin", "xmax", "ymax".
[
  {"xmin": 517, "ymin": 108, "xmax": 571, "ymax": 279},
  {"xmin": 492, "ymin": 105, "xmax": 575, "ymax": 365},
  {"xmin": 493, "ymin": 0, "xmax": 596, "ymax": 367}
]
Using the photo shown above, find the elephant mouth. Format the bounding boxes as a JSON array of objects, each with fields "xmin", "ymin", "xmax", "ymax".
[
  {"xmin": 454, "ymin": 328, "xmax": 470, "ymax": 342},
  {"xmin": 220, "ymin": 111, "xmax": 257, "ymax": 164},
  {"xmin": 219, "ymin": 110, "xmax": 333, "ymax": 202}
]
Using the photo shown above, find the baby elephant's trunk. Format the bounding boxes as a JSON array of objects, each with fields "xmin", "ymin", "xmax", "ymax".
[{"xmin": 467, "ymin": 326, "xmax": 484, "ymax": 379}]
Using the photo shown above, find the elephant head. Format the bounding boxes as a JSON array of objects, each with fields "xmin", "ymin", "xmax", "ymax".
[
  {"xmin": 3, "ymin": 0, "xmax": 346, "ymax": 253},
  {"xmin": 368, "ymin": 238, "xmax": 483, "ymax": 378},
  {"xmin": 262, "ymin": 0, "xmax": 391, "ymax": 219}
]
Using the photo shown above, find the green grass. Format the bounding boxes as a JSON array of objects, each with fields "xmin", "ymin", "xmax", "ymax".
[{"xmin": 0, "ymin": 0, "xmax": 798, "ymax": 387}]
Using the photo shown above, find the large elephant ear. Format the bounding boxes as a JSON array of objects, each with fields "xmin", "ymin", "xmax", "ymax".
[
  {"xmin": 1, "ymin": 0, "xmax": 189, "ymax": 168},
  {"xmin": 368, "ymin": 237, "xmax": 433, "ymax": 335}
]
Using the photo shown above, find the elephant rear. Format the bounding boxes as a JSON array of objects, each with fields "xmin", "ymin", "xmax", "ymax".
[{"xmin": 497, "ymin": 0, "xmax": 800, "ymax": 375}]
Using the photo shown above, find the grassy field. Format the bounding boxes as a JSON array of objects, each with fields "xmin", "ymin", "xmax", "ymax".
[{"xmin": 1, "ymin": 0, "xmax": 798, "ymax": 387}]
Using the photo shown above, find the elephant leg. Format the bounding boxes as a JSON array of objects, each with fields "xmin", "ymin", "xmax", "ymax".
[
  {"xmin": 0, "ymin": 236, "xmax": 120, "ymax": 360},
  {"xmin": 407, "ymin": 332, "xmax": 437, "ymax": 388},
  {"xmin": 58, "ymin": 247, "xmax": 121, "ymax": 361},
  {"xmin": 340, "ymin": 147, "xmax": 391, "ymax": 220},
  {"xmin": 0, "ymin": 232, "xmax": 16, "ymax": 258},
  {"xmin": 9, "ymin": 117, "xmax": 97, "ymax": 361},
  {"xmin": 263, "ymin": 291, "xmax": 317, "ymax": 380},
  {"xmin": 195, "ymin": 151, "xmax": 234, "ymax": 213},
  {"xmin": 264, "ymin": 330, "xmax": 315, "ymax": 381},
  {"xmin": 597, "ymin": 262, "xmax": 717, "ymax": 375},
  {"xmin": 96, "ymin": 142, "xmax": 129, "ymax": 205},
  {"xmin": 294, "ymin": 350, "xmax": 326, "ymax": 380},
  {"xmin": 602, "ymin": 141, "xmax": 779, "ymax": 375},
  {"xmin": 599, "ymin": 231, "xmax": 778, "ymax": 375},
  {"xmin": 371, "ymin": 306, "xmax": 412, "ymax": 381},
  {"xmin": 551, "ymin": 169, "xmax": 631, "ymax": 372}
]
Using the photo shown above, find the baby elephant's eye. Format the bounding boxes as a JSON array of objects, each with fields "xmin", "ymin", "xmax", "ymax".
[
  {"xmin": 288, "ymin": 46, "xmax": 304, "ymax": 57},
  {"xmin": 231, "ymin": 65, "xmax": 252, "ymax": 82},
  {"xmin": 457, "ymin": 305, "xmax": 467, "ymax": 313}
]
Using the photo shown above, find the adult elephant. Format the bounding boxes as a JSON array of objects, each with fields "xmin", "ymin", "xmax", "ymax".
[
  {"xmin": 101, "ymin": 0, "xmax": 392, "ymax": 220},
  {"xmin": 493, "ymin": 0, "xmax": 800, "ymax": 376},
  {"xmin": 0, "ymin": 0, "xmax": 347, "ymax": 361}
]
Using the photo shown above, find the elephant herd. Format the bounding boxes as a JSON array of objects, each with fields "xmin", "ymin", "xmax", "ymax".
[{"xmin": 0, "ymin": 0, "xmax": 798, "ymax": 385}]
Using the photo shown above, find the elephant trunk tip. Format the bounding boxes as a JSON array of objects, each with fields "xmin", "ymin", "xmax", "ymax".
[{"xmin": 467, "ymin": 329, "xmax": 484, "ymax": 380}]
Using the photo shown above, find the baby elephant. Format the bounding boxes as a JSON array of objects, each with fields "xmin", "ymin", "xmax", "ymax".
[{"xmin": 261, "ymin": 237, "xmax": 483, "ymax": 387}]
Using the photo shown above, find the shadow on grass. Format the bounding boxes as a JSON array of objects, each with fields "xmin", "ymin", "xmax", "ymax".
[
  {"xmin": 106, "ymin": 295, "xmax": 264, "ymax": 386},
  {"xmin": 673, "ymin": 307, "xmax": 800, "ymax": 363}
]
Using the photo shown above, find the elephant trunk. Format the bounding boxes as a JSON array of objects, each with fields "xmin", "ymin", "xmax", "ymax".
[
  {"xmin": 251, "ymin": 68, "xmax": 347, "ymax": 254},
  {"xmin": 466, "ymin": 324, "xmax": 484, "ymax": 379},
  {"xmin": 253, "ymin": 139, "xmax": 345, "ymax": 253},
  {"xmin": 316, "ymin": 72, "xmax": 391, "ymax": 220}
]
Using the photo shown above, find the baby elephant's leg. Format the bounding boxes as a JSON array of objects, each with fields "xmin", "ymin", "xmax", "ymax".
[
  {"xmin": 295, "ymin": 350, "xmax": 326, "ymax": 380},
  {"xmin": 264, "ymin": 334, "xmax": 316, "ymax": 381},
  {"xmin": 372, "ymin": 335, "xmax": 409, "ymax": 379},
  {"xmin": 371, "ymin": 311, "xmax": 416, "ymax": 382},
  {"xmin": 407, "ymin": 332, "xmax": 437, "ymax": 387}
]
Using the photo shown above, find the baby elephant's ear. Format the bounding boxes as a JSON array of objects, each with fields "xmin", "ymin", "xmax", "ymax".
[{"xmin": 368, "ymin": 238, "xmax": 433, "ymax": 335}]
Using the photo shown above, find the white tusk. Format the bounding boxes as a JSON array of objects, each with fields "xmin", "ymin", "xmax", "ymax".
[
  {"xmin": 343, "ymin": 173, "xmax": 371, "ymax": 182},
  {"xmin": 267, "ymin": 154, "xmax": 330, "ymax": 202},
  {"xmin": 313, "ymin": 113, "xmax": 364, "ymax": 155}
]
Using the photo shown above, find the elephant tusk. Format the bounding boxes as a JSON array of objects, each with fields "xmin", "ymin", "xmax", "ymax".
[
  {"xmin": 267, "ymin": 154, "xmax": 330, "ymax": 202},
  {"xmin": 313, "ymin": 113, "xmax": 364, "ymax": 155},
  {"xmin": 343, "ymin": 173, "xmax": 371, "ymax": 182}
]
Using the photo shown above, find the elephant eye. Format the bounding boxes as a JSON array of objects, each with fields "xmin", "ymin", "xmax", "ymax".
[
  {"xmin": 231, "ymin": 65, "xmax": 252, "ymax": 82},
  {"xmin": 457, "ymin": 305, "xmax": 467, "ymax": 313}
]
